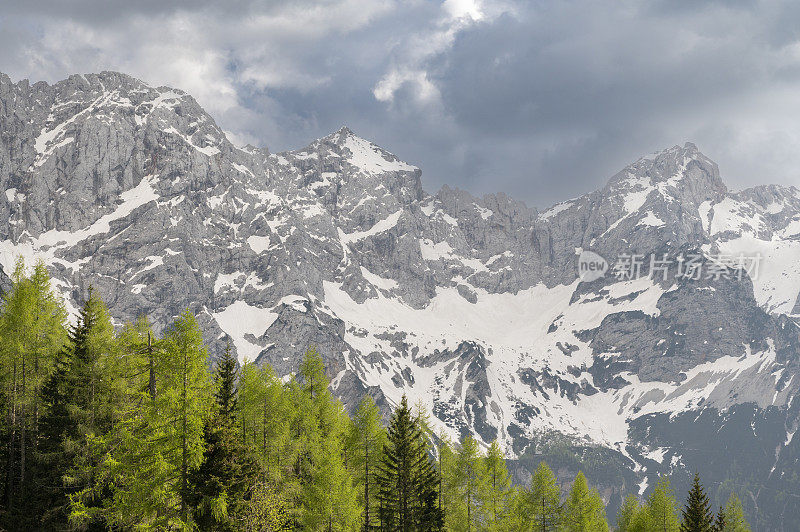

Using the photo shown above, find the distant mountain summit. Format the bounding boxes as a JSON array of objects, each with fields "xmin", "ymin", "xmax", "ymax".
[{"xmin": 1, "ymin": 71, "xmax": 799, "ymax": 527}]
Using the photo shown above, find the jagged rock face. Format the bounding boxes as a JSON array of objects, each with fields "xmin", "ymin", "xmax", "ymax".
[{"xmin": 2, "ymin": 71, "xmax": 800, "ymax": 527}]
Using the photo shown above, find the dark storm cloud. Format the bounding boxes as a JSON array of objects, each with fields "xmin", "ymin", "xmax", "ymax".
[{"xmin": 2, "ymin": 0, "xmax": 800, "ymax": 207}]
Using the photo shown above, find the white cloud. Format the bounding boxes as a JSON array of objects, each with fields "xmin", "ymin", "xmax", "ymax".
[
  {"xmin": 1, "ymin": 0, "xmax": 395, "ymax": 146},
  {"xmin": 371, "ymin": 0, "xmax": 502, "ymax": 106}
]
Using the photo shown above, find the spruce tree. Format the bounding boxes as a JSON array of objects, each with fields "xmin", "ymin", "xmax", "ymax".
[
  {"xmin": 714, "ymin": 507, "xmax": 725, "ymax": 532},
  {"xmin": 185, "ymin": 343, "xmax": 259, "ymax": 530},
  {"xmin": 376, "ymin": 395, "xmax": 443, "ymax": 530},
  {"xmin": 20, "ymin": 343, "xmax": 74, "ymax": 529},
  {"xmin": 680, "ymin": 473, "xmax": 714, "ymax": 532},
  {"xmin": 215, "ymin": 341, "xmax": 238, "ymax": 423},
  {"xmin": 60, "ymin": 288, "xmax": 121, "ymax": 529}
]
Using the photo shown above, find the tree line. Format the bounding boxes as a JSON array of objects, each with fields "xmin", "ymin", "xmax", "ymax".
[{"xmin": 0, "ymin": 259, "xmax": 752, "ymax": 531}]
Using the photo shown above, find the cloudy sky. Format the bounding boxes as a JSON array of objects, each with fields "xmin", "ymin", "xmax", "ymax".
[{"xmin": 3, "ymin": 0, "xmax": 800, "ymax": 207}]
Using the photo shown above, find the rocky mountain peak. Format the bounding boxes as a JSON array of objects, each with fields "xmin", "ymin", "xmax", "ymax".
[{"xmin": 3, "ymin": 71, "xmax": 800, "ymax": 527}]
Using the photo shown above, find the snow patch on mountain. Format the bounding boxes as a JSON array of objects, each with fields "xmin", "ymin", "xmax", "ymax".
[{"xmin": 213, "ymin": 300, "xmax": 277, "ymax": 363}]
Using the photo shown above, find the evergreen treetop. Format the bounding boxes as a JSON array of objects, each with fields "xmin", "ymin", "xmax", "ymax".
[{"xmin": 680, "ymin": 473, "xmax": 714, "ymax": 532}]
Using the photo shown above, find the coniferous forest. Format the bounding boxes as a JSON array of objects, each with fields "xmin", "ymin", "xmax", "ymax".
[{"xmin": 0, "ymin": 259, "xmax": 752, "ymax": 531}]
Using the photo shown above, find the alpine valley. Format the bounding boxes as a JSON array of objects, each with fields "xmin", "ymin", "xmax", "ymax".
[{"xmin": 1, "ymin": 71, "xmax": 798, "ymax": 528}]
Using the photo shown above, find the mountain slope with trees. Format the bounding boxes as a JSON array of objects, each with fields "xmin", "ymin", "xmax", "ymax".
[{"xmin": 0, "ymin": 260, "xmax": 753, "ymax": 531}]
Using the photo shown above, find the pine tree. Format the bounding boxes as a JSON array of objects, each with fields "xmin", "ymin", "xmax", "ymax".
[
  {"xmin": 648, "ymin": 476, "xmax": 680, "ymax": 532},
  {"xmin": 680, "ymin": 473, "xmax": 714, "ymax": 532},
  {"xmin": 481, "ymin": 440, "xmax": 513, "ymax": 531},
  {"xmin": 376, "ymin": 395, "xmax": 443, "ymax": 530},
  {"xmin": 562, "ymin": 471, "xmax": 608, "ymax": 532},
  {"xmin": 720, "ymin": 493, "xmax": 750, "ymax": 532}
]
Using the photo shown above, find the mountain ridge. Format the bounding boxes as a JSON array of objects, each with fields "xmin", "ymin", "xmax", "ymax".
[{"xmin": 1, "ymin": 71, "xmax": 799, "ymax": 527}]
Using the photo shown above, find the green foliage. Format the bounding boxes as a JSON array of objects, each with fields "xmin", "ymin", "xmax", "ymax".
[
  {"xmin": 524, "ymin": 461, "xmax": 563, "ymax": 531},
  {"xmin": 185, "ymin": 421, "xmax": 261, "ymax": 531},
  {"xmin": 616, "ymin": 494, "xmax": 647, "ymax": 532},
  {"xmin": 237, "ymin": 481, "xmax": 292, "ymax": 531},
  {"xmin": 238, "ymin": 361, "xmax": 292, "ymax": 483},
  {"xmin": 301, "ymin": 434, "xmax": 360, "ymax": 530},
  {"xmin": 450, "ymin": 434, "xmax": 485, "ymax": 530},
  {"xmin": 481, "ymin": 439, "xmax": 514, "ymax": 531},
  {"xmin": 346, "ymin": 394, "xmax": 387, "ymax": 529},
  {"xmin": 215, "ymin": 341, "xmax": 238, "ymax": 423},
  {"xmin": 680, "ymin": 473, "xmax": 714, "ymax": 532},
  {"xmin": 0, "ymin": 259, "xmax": 67, "ymax": 526},
  {"xmin": 0, "ymin": 278, "xmax": 755, "ymax": 532},
  {"xmin": 63, "ymin": 289, "xmax": 125, "ymax": 528},
  {"xmin": 647, "ymin": 476, "xmax": 681, "ymax": 532},
  {"xmin": 563, "ymin": 471, "xmax": 608, "ymax": 532},
  {"xmin": 84, "ymin": 309, "xmax": 214, "ymax": 529},
  {"xmin": 719, "ymin": 493, "xmax": 750, "ymax": 532},
  {"xmin": 377, "ymin": 395, "xmax": 443, "ymax": 530},
  {"xmin": 184, "ymin": 351, "xmax": 260, "ymax": 530},
  {"xmin": 437, "ymin": 431, "xmax": 458, "ymax": 530}
]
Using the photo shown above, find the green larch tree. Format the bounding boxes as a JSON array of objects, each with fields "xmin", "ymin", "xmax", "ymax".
[
  {"xmin": 562, "ymin": 471, "xmax": 608, "ymax": 532},
  {"xmin": 452, "ymin": 434, "xmax": 485, "ymax": 531},
  {"xmin": 302, "ymin": 434, "xmax": 360, "ymax": 531},
  {"xmin": 525, "ymin": 461, "xmax": 562, "ymax": 532},
  {"xmin": 481, "ymin": 439, "xmax": 513, "ymax": 531},
  {"xmin": 346, "ymin": 394, "xmax": 386, "ymax": 530},
  {"xmin": 0, "ymin": 258, "xmax": 66, "ymax": 512},
  {"xmin": 719, "ymin": 493, "xmax": 750, "ymax": 532},
  {"xmin": 648, "ymin": 476, "xmax": 681, "ymax": 532},
  {"xmin": 90, "ymin": 309, "xmax": 214, "ymax": 529},
  {"xmin": 616, "ymin": 494, "xmax": 652, "ymax": 532},
  {"xmin": 238, "ymin": 361, "xmax": 292, "ymax": 483}
]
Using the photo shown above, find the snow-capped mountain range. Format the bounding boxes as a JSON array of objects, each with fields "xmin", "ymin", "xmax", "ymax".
[{"xmin": 1, "ymin": 71, "xmax": 798, "ymax": 527}]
